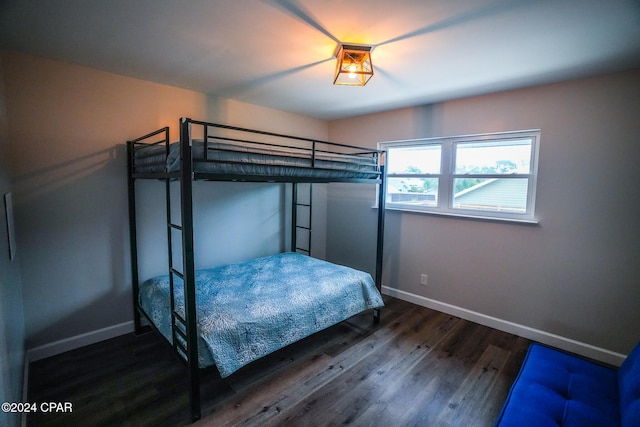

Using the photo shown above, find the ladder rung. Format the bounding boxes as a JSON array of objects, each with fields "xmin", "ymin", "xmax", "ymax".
[
  {"xmin": 296, "ymin": 225, "xmax": 311, "ymax": 231},
  {"xmin": 296, "ymin": 203, "xmax": 311, "ymax": 207},
  {"xmin": 175, "ymin": 340, "xmax": 188, "ymax": 358},
  {"xmin": 170, "ymin": 268, "xmax": 184, "ymax": 279},
  {"xmin": 296, "ymin": 247, "xmax": 310, "ymax": 253},
  {"xmin": 173, "ymin": 325, "xmax": 187, "ymax": 341},
  {"xmin": 172, "ymin": 318, "xmax": 188, "ymax": 352},
  {"xmin": 172, "ymin": 310, "xmax": 186, "ymax": 326},
  {"xmin": 172, "ymin": 327, "xmax": 188, "ymax": 349},
  {"xmin": 169, "ymin": 223, "xmax": 183, "ymax": 230},
  {"xmin": 176, "ymin": 347, "xmax": 188, "ymax": 362}
]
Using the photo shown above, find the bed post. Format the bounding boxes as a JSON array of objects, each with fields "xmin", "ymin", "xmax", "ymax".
[
  {"xmin": 291, "ymin": 182, "xmax": 297, "ymax": 253},
  {"xmin": 127, "ymin": 140, "xmax": 145, "ymax": 334},
  {"xmin": 179, "ymin": 117, "xmax": 201, "ymax": 421},
  {"xmin": 374, "ymin": 160, "xmax": 387, "ymax": 324}
]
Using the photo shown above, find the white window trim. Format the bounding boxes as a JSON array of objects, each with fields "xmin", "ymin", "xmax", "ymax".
[{"xmin": 378, "ymin": 129, "xmax": 541, "ymax": 224}]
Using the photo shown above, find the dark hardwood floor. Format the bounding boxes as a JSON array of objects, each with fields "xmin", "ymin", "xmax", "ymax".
[{"xmin": 27, "ymin": 297, "xmax": 530, "ymax": 427}]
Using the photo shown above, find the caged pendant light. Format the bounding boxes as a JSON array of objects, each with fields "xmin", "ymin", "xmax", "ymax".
[{"xmin": 333, "ymin": 44, "xmax": 374, "ymax": 86}]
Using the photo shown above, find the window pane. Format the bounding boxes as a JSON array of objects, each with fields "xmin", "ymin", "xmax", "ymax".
[
  {"xmin": 387, "ymin": 145, "xmax": 441, "ymax": 175},
  {"xmin": 387, "ymin": 177, "xmax": 438, "ymax": 207},
  {"xmin": 454, "ymin": 139, "xmax": 531, "ymax": 174},
  {"xmin": 452, "ymin": 178, "xmax": 528, "ymax": 213}
]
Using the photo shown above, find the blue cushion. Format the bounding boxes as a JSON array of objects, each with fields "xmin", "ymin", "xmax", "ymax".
[
  {"xmin": 495, "ymin": 344, "xmax": 620, "ymax": 426},
  {"xmin": 618, "ymin": 341, "xmax": 640, "ymax": 427}
]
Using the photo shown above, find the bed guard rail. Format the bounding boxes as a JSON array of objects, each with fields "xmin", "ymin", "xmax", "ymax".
[{"xmin": 127, "ymin": 119, "xmax": 384, "ymax": 178}]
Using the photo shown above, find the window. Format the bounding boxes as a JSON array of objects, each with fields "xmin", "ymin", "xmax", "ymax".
[{"xmin": 380, "ymin": 130, "xmax": 540, "ymax": 222}]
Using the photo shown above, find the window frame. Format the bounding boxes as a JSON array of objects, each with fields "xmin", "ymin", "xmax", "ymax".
[{"xmin": 379, "ymin": 129, "xmax": 540, "ymax": 223}]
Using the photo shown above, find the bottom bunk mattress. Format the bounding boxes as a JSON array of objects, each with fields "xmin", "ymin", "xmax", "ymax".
[{"xmin": 138, "ymin": 252, "xmax": 384, "ymax": 377}]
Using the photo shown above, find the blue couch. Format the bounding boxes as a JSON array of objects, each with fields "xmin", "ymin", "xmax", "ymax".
[{"xmin": 495, "ymin": 342, "xmax": 640, "ymax": 426}]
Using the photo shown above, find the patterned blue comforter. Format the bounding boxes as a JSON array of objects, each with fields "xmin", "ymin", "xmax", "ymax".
[{"xmin": 138, "ymin": 253, "xmax": 384, "ymax": 377}]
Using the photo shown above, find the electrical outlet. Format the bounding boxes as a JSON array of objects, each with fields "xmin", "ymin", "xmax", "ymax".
[{"xmin": 420, "ymin": 274, "xmax": 428, "ymax": 286}]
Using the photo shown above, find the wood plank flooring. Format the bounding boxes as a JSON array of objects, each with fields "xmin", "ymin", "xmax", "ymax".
[{"xmin": 27, "ymin": 297, "xmax": 530, "ymax": 427}]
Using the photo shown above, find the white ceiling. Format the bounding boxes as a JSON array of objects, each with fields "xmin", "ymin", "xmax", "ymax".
[{"xmin": 1, "ymin": 0, "xmax": 639, "ymax": 120}]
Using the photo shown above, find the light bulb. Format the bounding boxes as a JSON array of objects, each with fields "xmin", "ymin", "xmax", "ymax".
[{"xmin": 348, "ymin": 64, "xmax": 357, "ymax": 79}]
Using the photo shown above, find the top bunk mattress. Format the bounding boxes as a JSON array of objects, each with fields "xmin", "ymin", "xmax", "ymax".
[
  {"xmin": 138, "ymin": 252, "xmax": 384, "ymax": 377},
  {"xmin": 132, "ymin": 139, "xmax": 380, "ymax": 179}
]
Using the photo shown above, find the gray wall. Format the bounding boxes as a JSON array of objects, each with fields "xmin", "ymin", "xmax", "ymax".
[
  {"xmin": 0, "ymin": 53, "xmax": 26, "ymax": 427},
  {"xmin": 327, "ymin": 69, "xmax": 640, "ymax": 358}
]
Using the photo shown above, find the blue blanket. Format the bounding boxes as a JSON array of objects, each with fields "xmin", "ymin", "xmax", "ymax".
[{"xmin": 139, "ymin": 253, "xmax": 384, "ymax": 377}]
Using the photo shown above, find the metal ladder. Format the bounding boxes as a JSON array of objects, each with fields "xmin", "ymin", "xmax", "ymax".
[
  {"xmin": 166, "ymin": 178, "xmax": 190, "ymax": 362},
  {"xmin": 292, "ymin": 182, "xmax": 312, "ymax": 255}
]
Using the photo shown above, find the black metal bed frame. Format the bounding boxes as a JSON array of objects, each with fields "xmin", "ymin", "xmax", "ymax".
[{"xmin": 126, "ymin": 117, "xmax": 387, "ymax": 421}]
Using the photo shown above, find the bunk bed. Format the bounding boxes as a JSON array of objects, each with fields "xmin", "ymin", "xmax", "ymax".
[{"xmin": 127, "ymin": 118, "xmax": 387, "ymax": 421}]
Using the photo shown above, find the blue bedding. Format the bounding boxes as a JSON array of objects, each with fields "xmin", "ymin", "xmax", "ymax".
[{"xmin": 138, "ymin": 252, "xmax": 384, "ymax": 377}]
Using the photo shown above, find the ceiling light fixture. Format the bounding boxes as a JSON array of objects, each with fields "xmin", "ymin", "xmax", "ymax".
[{"xmin": 333, "ymin": 44, "xmax": 374, "ymax": 86}]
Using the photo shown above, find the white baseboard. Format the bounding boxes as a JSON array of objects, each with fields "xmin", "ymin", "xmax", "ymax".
[
  {"xmin": 22, "ymin": 289, "xmax": 628, "ymax": 368},
  {"xmin": 382, "ymin": 286, "xmax": 627, "ymax": 366},
  {"xmin": 26, "ymin": 321, "xmax": 134, "ymax": 363}
]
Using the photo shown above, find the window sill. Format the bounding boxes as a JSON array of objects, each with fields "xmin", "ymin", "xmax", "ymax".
[{"xmin": 378, "ymin": 205, "xmax": 540, "ymax": 225}]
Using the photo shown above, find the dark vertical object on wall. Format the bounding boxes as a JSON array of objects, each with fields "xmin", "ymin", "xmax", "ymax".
[{"xmin": 4, "ymin": 192, "xmax": 16, "ymax": 260}]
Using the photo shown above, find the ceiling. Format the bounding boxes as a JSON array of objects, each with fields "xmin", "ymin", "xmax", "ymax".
[{"xmin": 1, "ymin": 0, "xmax": 639, "ymax": 120}]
